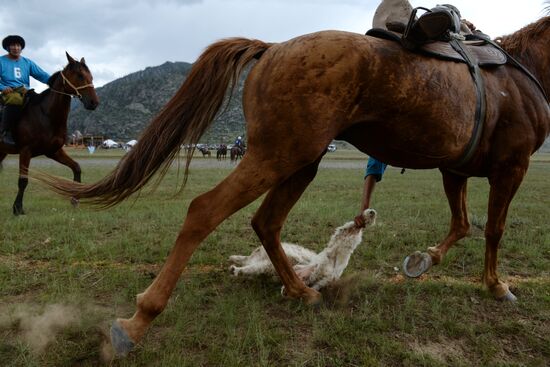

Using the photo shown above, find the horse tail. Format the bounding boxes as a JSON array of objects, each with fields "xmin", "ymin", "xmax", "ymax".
[{"xmin": 40, "ymin": 38, "xmax": 272, "ymax": 207}]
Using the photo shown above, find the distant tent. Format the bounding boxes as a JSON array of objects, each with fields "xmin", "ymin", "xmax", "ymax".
[
  {"xmin": 102, "ymin": 139, "xmax": 119, "ymax": 148},
  {"xmin": 124, "ymin": 139, "xmax": 138, "ymax": 151}
]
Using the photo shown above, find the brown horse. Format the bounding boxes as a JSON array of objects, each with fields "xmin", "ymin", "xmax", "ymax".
[
  {"xmin": 230, "ymin": 145, "xmax": 244, "ymax": 162},
  {"xmin": 197, "ymin": 145, "xmax": 211, "ymax": 157},
  {"xmin": 39, "ymin": 16, "xmax": 549, "ymax": 356},
  {"xmin": 0, "ymin": 53, "xmax": 99, "ymax": 215},
  {"xmin": 216, "ymin": 144, "xmax": 227, "ymax": 160}
]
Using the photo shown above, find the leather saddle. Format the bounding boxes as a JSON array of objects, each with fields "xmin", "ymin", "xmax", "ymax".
[
  {"xmin": 365, "ymin": 4, "xmax": 503, "ymax": 169},
  {"xmin": 367, "ymin": 27, "xmax": 506, "ymax": 66},
  {"xmin": 365, "ymin": 4, "xmax": 547, "ymax": 170}
]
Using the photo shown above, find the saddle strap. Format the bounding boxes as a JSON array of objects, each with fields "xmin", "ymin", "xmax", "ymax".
[{"xmin": 449, "ymin": 39, "xmax": 486, "ymax": 168}]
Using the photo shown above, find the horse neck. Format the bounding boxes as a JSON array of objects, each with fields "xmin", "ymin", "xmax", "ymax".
[
  {"xmin": 500, "ymin": 16, "xmax": 550, "ymax": 100},
  {"xmin": 43, "ymin": 78, "xmax": 73, "ymax": 130}
]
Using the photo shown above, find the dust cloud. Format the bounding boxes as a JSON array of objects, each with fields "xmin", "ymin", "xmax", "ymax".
[{"xmin": 9, "ymin": 303, "xmax": 80, "ymax": 353}]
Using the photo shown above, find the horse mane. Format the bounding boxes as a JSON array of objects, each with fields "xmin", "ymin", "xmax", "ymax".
[{"xmin": 497, "ymin": 16, "xmax": 550, "ymax": 55}]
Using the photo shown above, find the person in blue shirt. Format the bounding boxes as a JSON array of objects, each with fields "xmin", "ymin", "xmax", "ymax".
[
  {"xmin": 0, "ymin": 35, "xmax": 50, "ymax": 144},
  {"xmin": 234, "ymin": 135, "xmax": 244, "ymax": 148},
  {"xmin": 354, "ymin": 156, "xmax": 387, "ymax": 227}
]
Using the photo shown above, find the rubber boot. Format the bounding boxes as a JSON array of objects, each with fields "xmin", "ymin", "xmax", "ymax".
[{"xmin": 0, "ymin": 105, "xmax": 20, "ymax": 145}]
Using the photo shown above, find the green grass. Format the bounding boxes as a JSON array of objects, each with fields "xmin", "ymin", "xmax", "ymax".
[{"xmin": 0, "ymin": 148, "xmax": 549, "ymax": 366}]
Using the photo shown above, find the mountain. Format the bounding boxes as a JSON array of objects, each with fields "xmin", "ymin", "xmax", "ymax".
[
  {"xmin": 69, "ymin": 61, "xmax": 550, "ymax": 150},
  {"xmin": 68, "ymin": 61, "xmax": 247, "ymax": 143}
]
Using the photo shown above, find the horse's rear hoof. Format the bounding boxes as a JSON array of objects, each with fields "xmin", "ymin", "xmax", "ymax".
[
  {"xmin": 304, "ymin": 289, "xmax": 323, "ymax": 306},
  {"xmin": 70, "ymin": 197, "xmax": 79, "ymax": 208},
  {"xmin": 110, "ymin": 320, "xmax": 136, "ymax": 357},
  {"xmin": 496, "ymin": 289, "xmax": 517, "ymax": 302},
  {"xmin": 403, "ymin": 251, "xmax": 433, "ymax": 278},
  {"xmin": 280, "ymin": 285, "xmax": 322, "ymax": 305}
]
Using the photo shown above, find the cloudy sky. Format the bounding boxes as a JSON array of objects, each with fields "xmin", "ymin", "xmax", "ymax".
[{"xmin": 1, "ymin": 0, "xmax": 547, "ymax": 91}]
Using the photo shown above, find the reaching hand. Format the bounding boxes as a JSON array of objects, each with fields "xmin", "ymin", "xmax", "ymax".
[
  {"xmin": 354, "ymin": 214, "xmax": 366, "ymax": 228},
  {"xmin": 2, "ymin": 87, "xmax": 13, "ymax": 95}
]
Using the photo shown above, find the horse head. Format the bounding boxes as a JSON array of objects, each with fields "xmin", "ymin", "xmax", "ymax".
[{"xmin": 58, "ymin": 52, "xmax": 100, "ymax": 110}]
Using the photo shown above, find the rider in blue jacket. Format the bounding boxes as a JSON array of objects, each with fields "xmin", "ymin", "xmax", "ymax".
[{"xmin": 0, "ymin": 35, "xmax": 50, "ymax": 144}]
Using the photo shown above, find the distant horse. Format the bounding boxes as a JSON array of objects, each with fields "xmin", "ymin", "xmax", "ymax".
[
  {"xmin": 0, "ymin": 53, "xmax": 98, "ymax": 215},
  {"xmin": 197, "ymin": 146, "xmax": 210, "ymax": 157},
  {"xmin": 216, "ymin": 144, "xmax": 227, "ymax": 160},
  {"xmin": 230, "ymin": 145, "xmax": 244, "ymax": 162},
  {"xmin": 40, "ymin": 15, "xmax": 549, "ymax": 356}
]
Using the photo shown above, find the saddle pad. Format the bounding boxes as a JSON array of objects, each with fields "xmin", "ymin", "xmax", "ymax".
[
  {"xmin": 366, "ymin": 28, "xmax": 507, "ymax": 67},
  {"xmin": 421, "ymin": 42, "xmax": 507, "ymax": 66}
]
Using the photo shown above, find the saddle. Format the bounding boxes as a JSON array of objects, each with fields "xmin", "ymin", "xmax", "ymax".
[{"xmin": 366, "ymin": 4, "xmax": 546, "ymax": 169}]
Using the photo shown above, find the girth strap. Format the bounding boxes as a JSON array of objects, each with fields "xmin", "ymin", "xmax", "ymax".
[{"xmin": 448, "ymin": 38, "xmax": 486, "ymax": 168}]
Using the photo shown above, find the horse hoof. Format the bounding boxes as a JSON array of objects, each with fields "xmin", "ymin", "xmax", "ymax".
[
  {"xmin": 403, "ymin": 251, "xmax": 433, "ymax": 278},
  {"xmin": 304, "ymin": 290, "xmax": 323, "ymax": 306},
  {"xmin": 497, "ymin": 290, "xmax": 517, "ymax": 302},
  {"xmin": 12, "ymin": 206, "xmax": 25, "ymax": 216},
  {"xmin": 110, "ymin": 320, "xmax": 135, "ymax": 357},
  {"xmin": 70, "ymin": 197, "xmax": 79, "ymax": 208}
]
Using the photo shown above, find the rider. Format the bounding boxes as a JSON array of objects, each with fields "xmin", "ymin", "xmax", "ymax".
[
  {"xmin": 234, "ymin": 135, "xmax": 244, "ymax": 148},
  {"xmin": 0, "ymin": 35, "xmax": 50, "ymax": 145}
]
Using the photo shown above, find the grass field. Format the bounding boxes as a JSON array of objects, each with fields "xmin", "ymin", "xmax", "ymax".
[{"xmin": 1, "ymin": 148, "xmax": 549, "ymax": 366}]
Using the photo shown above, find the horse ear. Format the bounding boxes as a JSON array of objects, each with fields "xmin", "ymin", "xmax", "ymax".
[
  {"xmin": 80, "ymin": 57, "xmax": 86, "ymax": 65},
  {"xmin": 66, "ymin": 52, "xmax": 76, "ymax": 64}
]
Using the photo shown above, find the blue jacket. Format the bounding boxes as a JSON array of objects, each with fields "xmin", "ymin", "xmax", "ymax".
[{"xmin": 0, "ymin": 55, "xmax": 50, "ymax": 91}]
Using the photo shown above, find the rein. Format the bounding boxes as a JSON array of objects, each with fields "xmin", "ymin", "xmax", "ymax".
[{"xmin": 50, "ymin": 71, "xmax": 94, "ymax": 99}]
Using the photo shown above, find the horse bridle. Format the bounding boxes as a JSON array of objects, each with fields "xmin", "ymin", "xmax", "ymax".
[{"xmin": 51, "ymin": 71, "xmax": 94, "ymax": 99}]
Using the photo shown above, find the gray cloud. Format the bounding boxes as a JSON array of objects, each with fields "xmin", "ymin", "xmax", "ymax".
[{"xmin": 0, "ymin": 0, "xmax": 544, "ymax": 90}]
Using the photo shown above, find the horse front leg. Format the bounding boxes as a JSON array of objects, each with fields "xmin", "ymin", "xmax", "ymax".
[
  {"xmin": 251, "ymin": 156, "xmax": 324, "ymax": 304},
  {"xmin": 403, "ymin": 170, "xmax": 469, "ymax": 277},
  {"xmin": 110, "ymin": 157, "xmax": 279, "ymax": 357},
  {"xmin": 47, "ymin": 148, "xmax": 82, "ymax": 207},
  {"xmin": 13, "ymin": 150, "xmax": 31, "ymax": 215},
  {"xmin": 483, "ymin": 167, "xmax": 525, "ymax": 301}
]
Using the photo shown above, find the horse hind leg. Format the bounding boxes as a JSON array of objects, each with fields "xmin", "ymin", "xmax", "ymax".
[
  {"xmin": 251, "ymin": 156, "xmax": 324, "ymax": 304},
  {"xmin": 110, "ymin": 156, "xmax": 283, "ymax": 356},
  {"xmin": 403, "ymin": 170, "xmax": 469, "ymax": 278}
]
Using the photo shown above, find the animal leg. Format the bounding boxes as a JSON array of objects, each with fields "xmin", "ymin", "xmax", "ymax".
[
  {"xmin": 483, "ymin": 168, "xmax": 525, "ymax": 301},
  {"xmin": 47, "ymin": 148, "xmax": 82, "ymax": 207},
  {"xmin": 13, "ymin": 150, "xmax": 30, "ymax": 215},
  {"xmin": 294, "ymin": 264, "xmax": 317, "ymax": 283},
  {"xmin": 110, "ymin": 158, "xmax": 281, "ymax": 356},
  {"xmin": 403, "ymin": 170, "xmax": 469, "ymax": 277},
  {"xmin": 228, "ymin": 255, "xmax": 251, "ymax": 266},
  {"xmin": 251, "ymin": 156, "xmax": 323, "ymax": 304},
  {"xmin": 229, "ymin": 260, "xmax": 274, "ymax": 276},
  {"xmin": 429, "ymin": 170, "xmax": 470, "ymax": 263}
]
